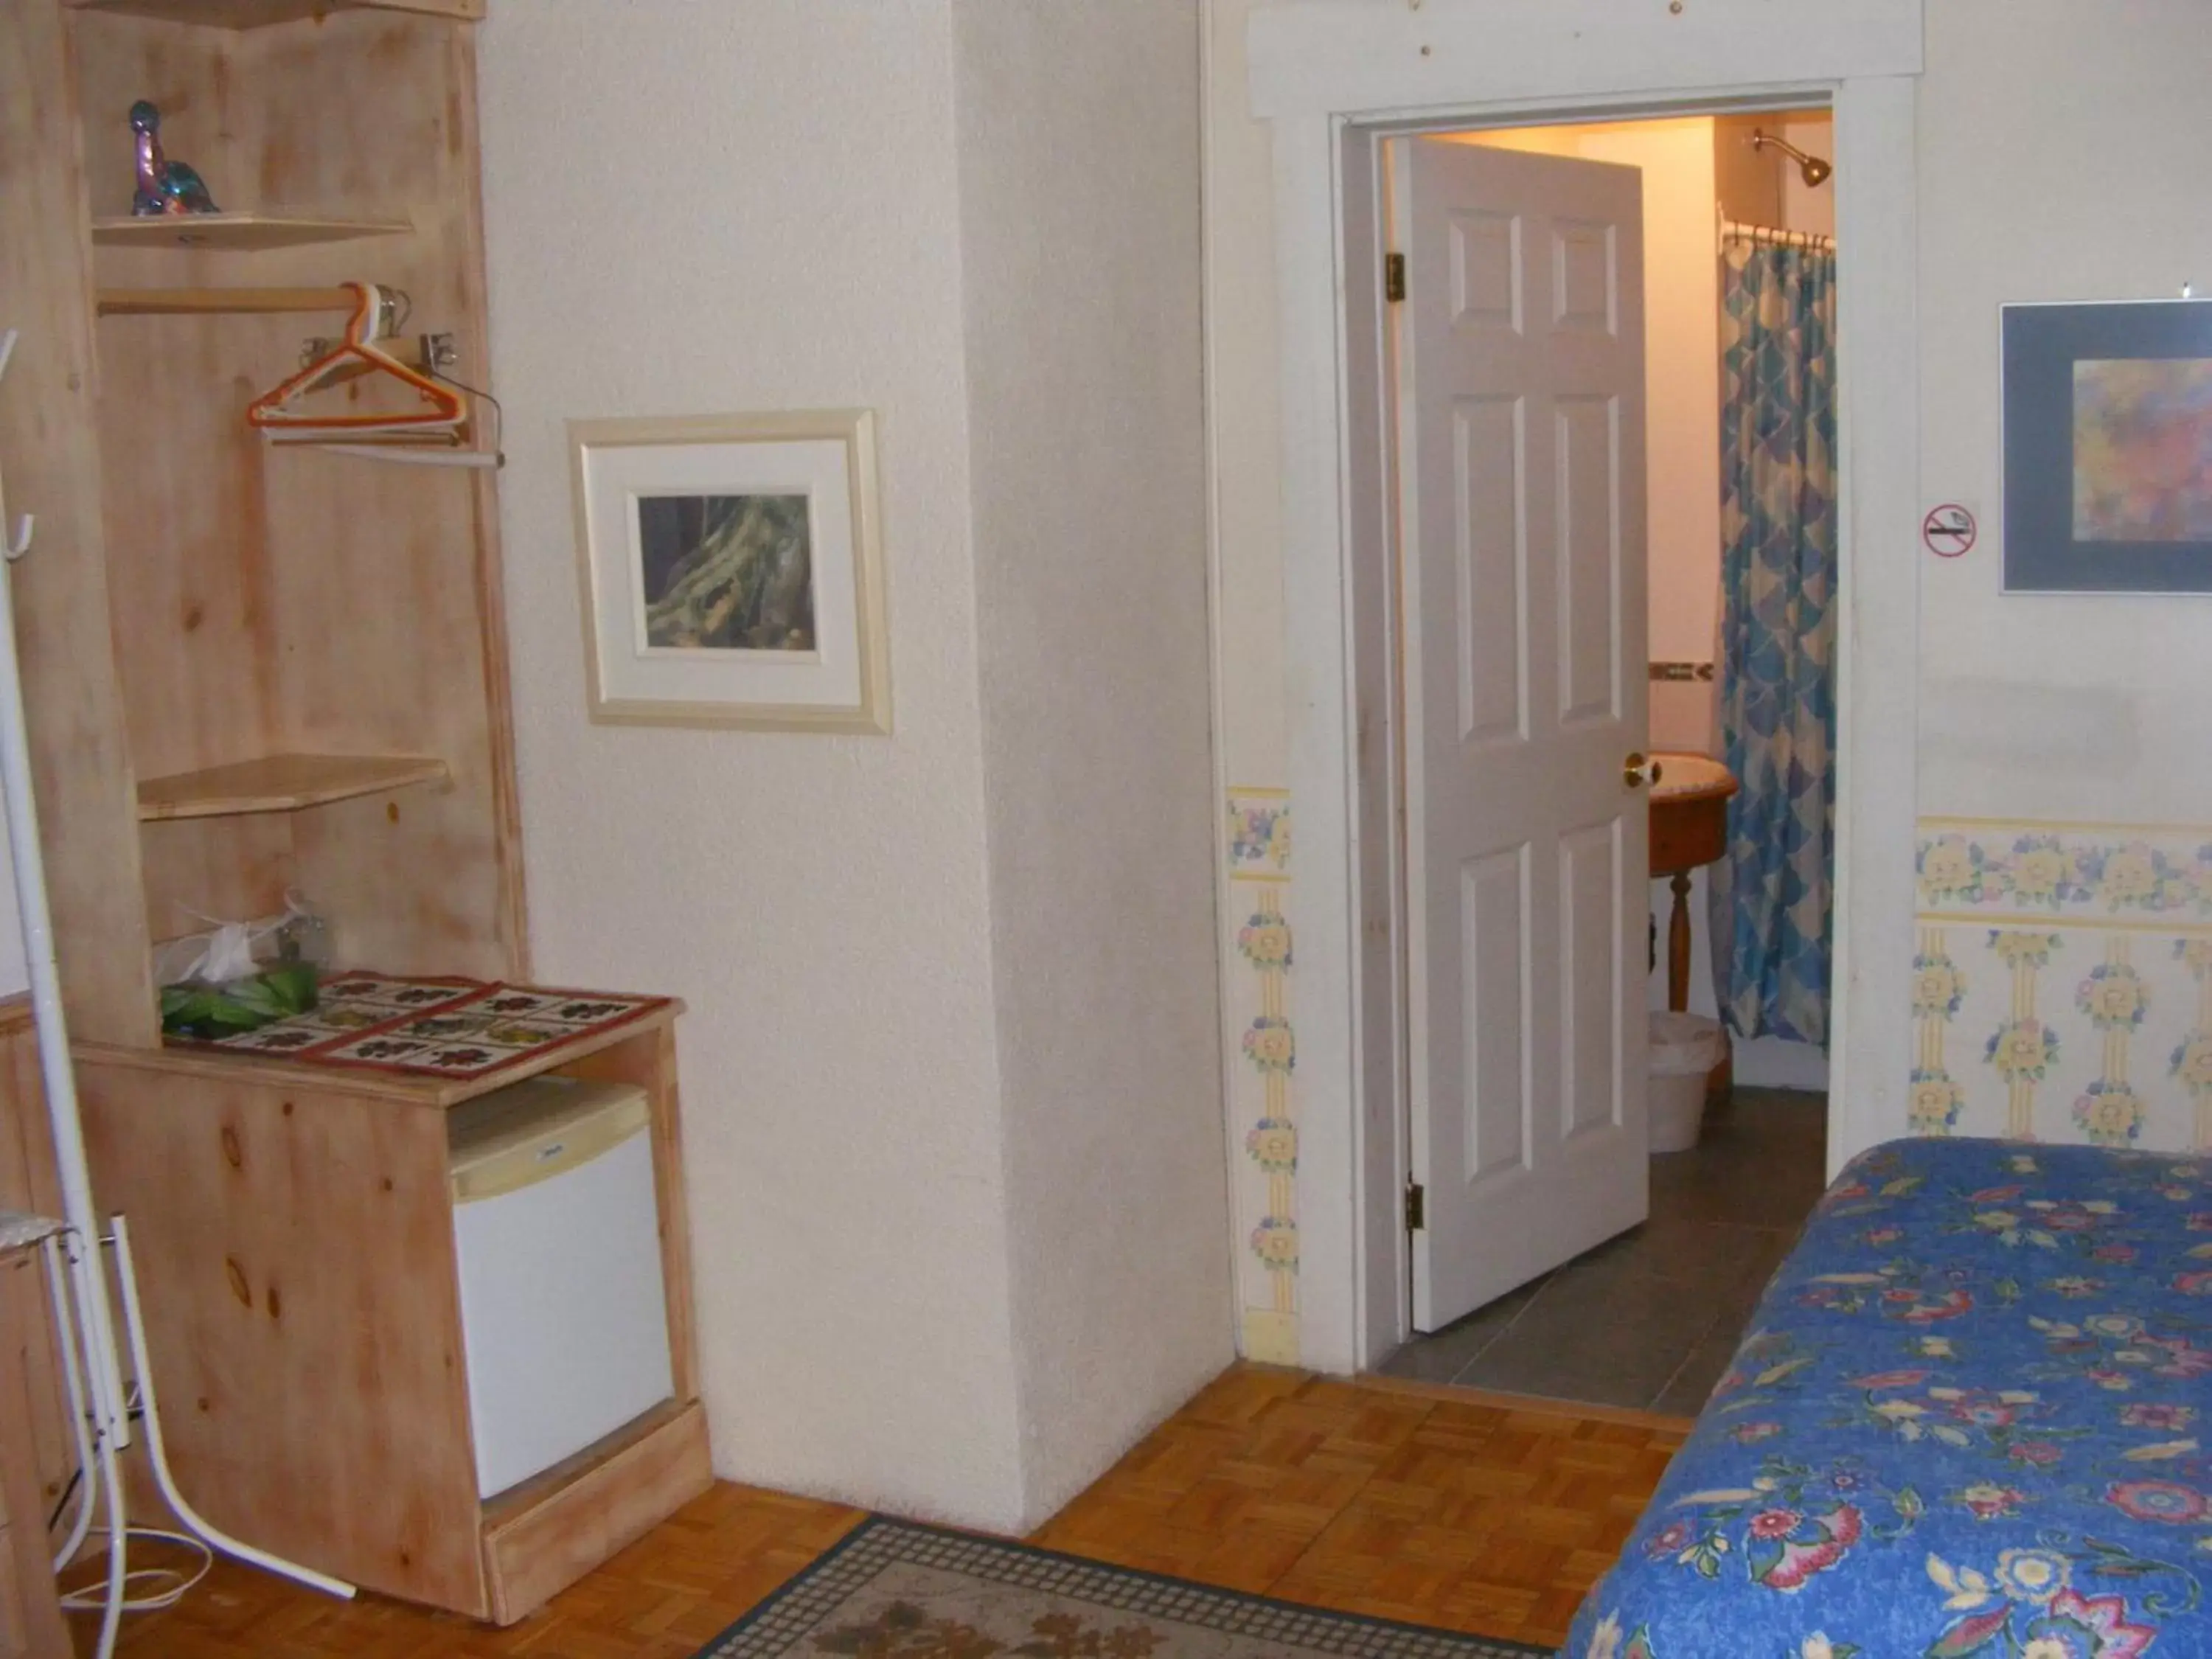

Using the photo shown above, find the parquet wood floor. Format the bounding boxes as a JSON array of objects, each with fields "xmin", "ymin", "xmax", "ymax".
[{"xmin": 69, "ymin": 1368, "xmax": 1686, "ymax": 1658}]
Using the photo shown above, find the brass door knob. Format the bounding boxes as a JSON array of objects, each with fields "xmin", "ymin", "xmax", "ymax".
[{"xmin": 1624, "ymin": 752, "xmax": 1664, "ymax": 789}]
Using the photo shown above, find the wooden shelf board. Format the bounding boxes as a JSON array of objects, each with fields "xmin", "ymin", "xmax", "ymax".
[
  {"xmin": 67, "ymin": 0, "xmax": 481, "ymax": 26},
  {"xmin": 136, "ymin": 752, "xmax": 449, "ymax": 821},
  {"xmin": 91, "ymin": 212, "xmax": 408, "ymax": 251}
]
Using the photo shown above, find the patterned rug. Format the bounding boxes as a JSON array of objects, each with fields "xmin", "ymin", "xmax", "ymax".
[{"xmin": 691, "ymin": 1517, "xmax": 1552, "ymax": 1659}]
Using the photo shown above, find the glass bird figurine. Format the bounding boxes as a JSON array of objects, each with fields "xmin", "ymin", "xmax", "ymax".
[{"xmin": 129, "ymin": 100, "xmax": 219, "ymax": 217}]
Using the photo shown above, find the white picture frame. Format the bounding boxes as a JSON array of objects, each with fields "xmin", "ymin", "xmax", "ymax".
[{"xmin": 568, "ymin": 409, "xmax": 891, "ymax": 733}]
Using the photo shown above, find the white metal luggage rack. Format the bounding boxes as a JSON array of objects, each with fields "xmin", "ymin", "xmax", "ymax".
[{"xmin": 0, "ymin": 328, "xmax": 352, "ymax": 1656}]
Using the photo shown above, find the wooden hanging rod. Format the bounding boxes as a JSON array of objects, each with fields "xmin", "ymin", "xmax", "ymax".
[{"xmin": 95, "ymin": 286, "xmax": 362, "ymax": 318}]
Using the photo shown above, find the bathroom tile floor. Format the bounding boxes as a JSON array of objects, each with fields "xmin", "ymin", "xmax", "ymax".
[{"xmin": 1374, "ymin": 1088, "xmax": 1829, "ymax": 1415}]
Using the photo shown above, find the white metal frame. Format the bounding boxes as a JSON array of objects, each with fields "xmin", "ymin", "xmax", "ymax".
[
  {"xmin": 1245, "ymin": 0, "xmax": 1925, "ymax": 1373},
  {"xmin": 0, "ymin": 329, "xmax": 352, "ymax": 1654}
]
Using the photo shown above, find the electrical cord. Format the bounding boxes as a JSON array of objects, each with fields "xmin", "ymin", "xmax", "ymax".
[
  {"xmin": 429, "ymin": 364, "xmax": 505, "ymax": 466},
  {"xmin": 47, "ymin": 1400, "xmax": 144, "ymax": 1532},
  {"xmin": 46, "ymin": 1465, "xmax": 80, "ymax": 1532},
  {"xmin": 56, "ymin": 1528, "xmax": 212, "ymax": 1614},
  {"xmin": 47, "ymin": 1382, "xmax": 211, "ymax": 1613}
]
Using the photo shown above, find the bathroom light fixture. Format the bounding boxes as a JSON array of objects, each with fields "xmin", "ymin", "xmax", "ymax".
[{"xmin": 1751, "ymin": 127, "xmax": 1832, "ymax": 188}]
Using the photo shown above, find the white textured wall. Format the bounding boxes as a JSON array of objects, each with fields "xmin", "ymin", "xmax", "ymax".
[
  {"xmin": 1916, "ymin": 0, "xmax": 2212, "ymax": 826},
  {"xmin": 950, "ymin": 0, "xmax": 1232, "ymax": 1521},
  {"xmin": 480, "ymin": 2, "xmax": 1029, "ymax": 1528}
]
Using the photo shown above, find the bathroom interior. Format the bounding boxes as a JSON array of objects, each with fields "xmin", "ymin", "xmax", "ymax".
[{"xmin": 1380, "ymin": 109, "xmax": 1841, "ymax": 1410}]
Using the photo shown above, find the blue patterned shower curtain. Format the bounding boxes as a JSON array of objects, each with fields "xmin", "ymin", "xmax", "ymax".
[{"xmin": 1708, "ymin": 240, "xmax": 1837, "ymax": 1046}]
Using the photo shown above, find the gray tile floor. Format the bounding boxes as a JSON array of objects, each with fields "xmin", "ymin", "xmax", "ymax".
[{"xmin": 1375, "ymin": 1088, "xmax": 1828, "ymax": 1416}]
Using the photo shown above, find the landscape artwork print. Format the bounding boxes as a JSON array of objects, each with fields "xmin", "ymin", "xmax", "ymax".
[
  {"xmin": 634, "ymin": 492, "xmax": 815, "ymax": 653},
  {"xmin": 2072, "ymin": 357, "xmax": 2212, "ymax": 543}
]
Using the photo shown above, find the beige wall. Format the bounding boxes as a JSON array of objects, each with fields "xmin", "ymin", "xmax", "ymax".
[
  {"xmin": 1780, "ymin": 114, "xmax": 1836, "ymax": 239},
  {"xmin": 949, "ymin": 0, "xmax": 1232, "ymax": 1522},
  {"xmin": 1713, "ymin": 114, "xmax": 1781, "ymax": 229},
  {"xmin": 482, "ymin": 0, "xmax": 1224, "ymax": 1533}
]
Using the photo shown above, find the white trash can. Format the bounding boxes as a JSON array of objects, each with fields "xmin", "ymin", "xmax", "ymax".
[{"xmin": 1649, "ymin": 1011, "xmax": 1727, "ymax": 1154}]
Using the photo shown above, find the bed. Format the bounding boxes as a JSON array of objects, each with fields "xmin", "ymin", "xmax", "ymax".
[{"xmin": 1564, "ymin": 1136, "xmax": 2212, "ymax": 1659}]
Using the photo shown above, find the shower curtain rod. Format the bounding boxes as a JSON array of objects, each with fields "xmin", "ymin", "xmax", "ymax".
[{"xmin": 1720, "ymin": 218, "xmax": 1835, "ymax": 253}]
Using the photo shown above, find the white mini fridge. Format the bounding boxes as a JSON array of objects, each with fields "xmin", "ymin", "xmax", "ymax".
[{"xmin": 448, "ymin": 1074, "xmax": 675, "ymax": 1499}]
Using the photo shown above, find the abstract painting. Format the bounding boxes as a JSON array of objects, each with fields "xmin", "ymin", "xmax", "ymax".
[
  {"xmin": 571, "ymin": 411, "xmax": 889, "ymax": 731},
  {"xmin": 2071, "ymin": 358, "xmax": 2212, "ymax": 543},
  {"xmin": 2004, "ymin": 300, "xmax": 2212, "ymax": 593},
  {"xmin": 636, "ymin": 493, "xmax": 816, "ymax": 653}
]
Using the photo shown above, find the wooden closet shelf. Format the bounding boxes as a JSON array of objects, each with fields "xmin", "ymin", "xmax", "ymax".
[
  {"xmin": 91, "ymin": 212, "xmax": 408, "ymax": 251},
  {"xmin": 68, "ymin": 0, "xmax": 481, "ymax": 27},
  {"xmin": 136, "ymin": 753, "xmax": 450, "ymax": 821}
]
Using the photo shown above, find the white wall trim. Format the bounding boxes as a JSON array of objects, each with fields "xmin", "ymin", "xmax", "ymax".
[
  {"xmin": 1251, "ymin": 0, "xmax": 1924, "ymax": 1374},
  {"xmin": 1248, "ymin": 0, "xmax": 1921, "ymax": 122},
  {"xmin": 1826, "ymin": 73, "xmax": 1921, "ymax": 1182}
]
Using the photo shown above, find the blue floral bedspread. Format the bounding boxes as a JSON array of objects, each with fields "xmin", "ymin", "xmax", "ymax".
[{"xmin": 1564, "ymin": 1136, "xmax": 2212, "ymax": 1659}]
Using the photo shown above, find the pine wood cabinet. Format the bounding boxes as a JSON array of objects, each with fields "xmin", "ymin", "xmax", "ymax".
[{"xmin": 0, "ymin": 0, "xmax": 709, "ymax": 1626}]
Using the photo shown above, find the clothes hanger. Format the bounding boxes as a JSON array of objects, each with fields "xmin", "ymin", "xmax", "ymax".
[
  {"xmin": 246, "ymin": 282, "xmax": 462, "ymax": 437},
  {"xmin": 246, "ymin": 282, "xmax": 495, "ymax": 466}
]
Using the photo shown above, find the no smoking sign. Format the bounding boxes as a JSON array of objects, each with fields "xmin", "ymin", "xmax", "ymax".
[{"xmin": 1922, "ymin": 503, "xmax": 1977, "ymax": 559}]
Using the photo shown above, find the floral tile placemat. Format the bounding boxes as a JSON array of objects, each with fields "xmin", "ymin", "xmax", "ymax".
[{"xmin": 171, "ymin": 971, "xmax": 670, "ymax": 1079}]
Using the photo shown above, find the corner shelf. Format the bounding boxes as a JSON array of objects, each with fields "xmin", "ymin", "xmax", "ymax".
[
  {"xmin": 136, "ymin": 753, "xmax": 449, "ymax": 821},
  {"xmin": 91, "ymin": 212, "xmax": 409, "ymax": 252},
  {"xmin": 67, "ymin": 0, "xmax": 481, "ymax": 27}
]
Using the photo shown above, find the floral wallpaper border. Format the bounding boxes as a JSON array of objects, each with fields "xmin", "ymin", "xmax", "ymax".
[
  {"xmin": 1917, "ymin": 821, "xmax": 2212, "ymax": 921},
  {"xmin": 1225, "ymin": 787, "xmax": 1297, "ymax": 1365},
  {"xmin": 1913, "ymin": 818, "xmax": 2212, "ymax": 1154}
]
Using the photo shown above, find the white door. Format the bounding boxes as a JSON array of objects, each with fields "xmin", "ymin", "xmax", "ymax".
[{"xmin": 1391, "ymin": 136, "xmax": 1652, "ymax": 1333}]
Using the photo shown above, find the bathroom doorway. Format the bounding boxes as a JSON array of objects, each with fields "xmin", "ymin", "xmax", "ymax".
[{"xmin": 1377, "ymin": 108, "xmax": 1839, "ymax": 1410}]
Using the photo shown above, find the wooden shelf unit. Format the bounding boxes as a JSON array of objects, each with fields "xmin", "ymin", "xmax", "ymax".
[
  {"xmin": 91, "ymin": 210, "xmax": 409, "ymax": 251},
  {"xmin": 67, "ymin": 0, "xmax": 481, "ymax": 26},
  {"xmin": 136, "ymin": 751, "xmax": 451, "ymax": 821},
  {"xmin": 1, "ymin": 0, "xmax": 710, "ymax": 1627}
]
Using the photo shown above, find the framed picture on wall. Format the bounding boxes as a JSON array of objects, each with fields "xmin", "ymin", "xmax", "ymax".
[
  {"xmin": 568, "ymin": 409, "xmax": 891, "ymax": 732},
  {"xmin": 2003, "ymin": 299, "xmax": 2212, "ymax": 594}
]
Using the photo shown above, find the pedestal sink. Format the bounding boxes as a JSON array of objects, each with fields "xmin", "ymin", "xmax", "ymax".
[{"xmin": 1649, "ymin": 752, "xmax": 1738, "ymax": 1013}]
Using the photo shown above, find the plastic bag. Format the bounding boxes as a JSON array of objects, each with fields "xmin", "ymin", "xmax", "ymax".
[
  {"xmin": 153, "ymin": 891, "xmax": 327, "ymax": 985},
  {"xmin": 156, "ymin": 892, "xmax": 325, "ymax": 1040},
  {"xmin": 153, "ymin": 916, "xmax": 265, "ymax": 987}
]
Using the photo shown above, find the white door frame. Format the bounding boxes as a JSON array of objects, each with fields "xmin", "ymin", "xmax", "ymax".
[{"xmin": 1247, "ymin": 0, "xmax": 1926, "ymax": 1374}]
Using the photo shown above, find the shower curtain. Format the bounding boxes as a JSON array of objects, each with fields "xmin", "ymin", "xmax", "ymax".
[{"xmin": 1709, "ymin": 240, "xmax": 1837, "ymax": 1047}]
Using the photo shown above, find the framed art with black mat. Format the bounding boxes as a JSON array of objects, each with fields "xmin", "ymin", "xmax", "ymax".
[{"xmin": 2003, "ymin": 297, "xmax": 2212, "ymax": 594}]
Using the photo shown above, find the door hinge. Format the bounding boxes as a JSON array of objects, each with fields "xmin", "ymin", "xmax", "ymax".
[
  {"xmin": 1404, "ymin": 1179, "xmax": 1425, "ymax": 1232},
  {"xmin": 1385, "ymin": 251, "xmax": 1406, "ymax": 304}
]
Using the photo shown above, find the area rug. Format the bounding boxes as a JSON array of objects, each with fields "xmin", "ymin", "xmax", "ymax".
[{"xmin": 691, "ymin": 1517, "xmax": 1554, "ymax": 1659}]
